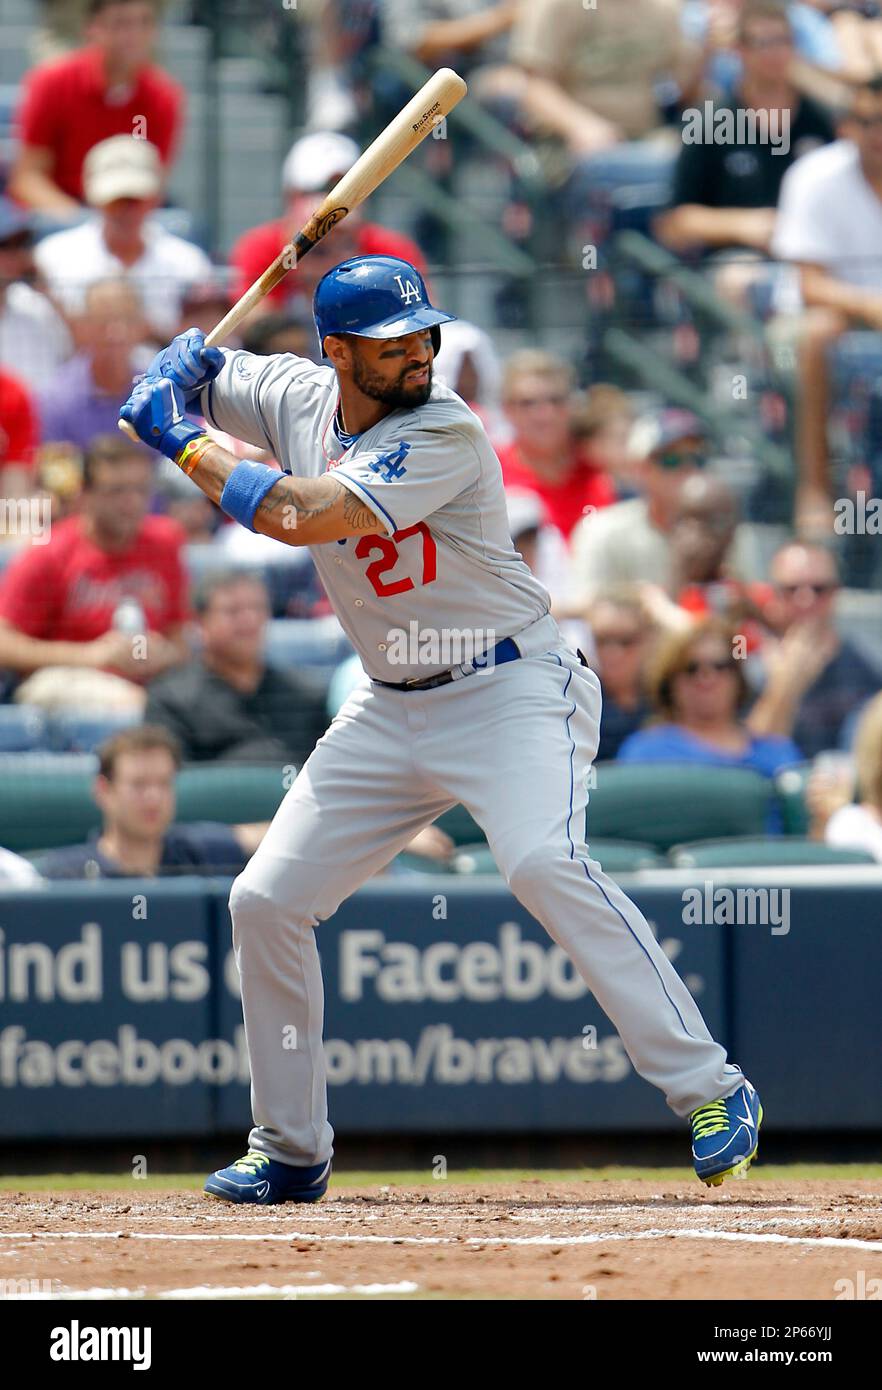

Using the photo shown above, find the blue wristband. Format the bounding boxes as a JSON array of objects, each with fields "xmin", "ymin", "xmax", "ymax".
[{"xmin": 220, "ymin": 460, "xmax": 286, "ymax": 532}]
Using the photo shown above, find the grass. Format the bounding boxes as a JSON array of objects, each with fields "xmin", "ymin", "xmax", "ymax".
[{"xmin": 1, "ymin": 1164, "xmax": 880, "ymax": 1192}]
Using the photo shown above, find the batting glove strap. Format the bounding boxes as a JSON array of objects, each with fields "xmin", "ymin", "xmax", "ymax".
[
  {"xmin": 220, "ymin": 460, "xmax": 286, "ymax": 532},
  {"xmin": 145, "ymin": 327, "xmax": 226, "ymax": 401},
  {"xmin": 119, "ymin": 377, "xmax": 205, "ymax": 459}
]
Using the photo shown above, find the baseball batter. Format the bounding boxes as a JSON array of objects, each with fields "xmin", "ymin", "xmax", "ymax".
[{"xmin": 121, "ymin": 255, "xmax": 762, "ymax": 1202}]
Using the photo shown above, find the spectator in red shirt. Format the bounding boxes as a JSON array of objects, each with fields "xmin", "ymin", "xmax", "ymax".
[
  {"xmin": 10, "ymin": 0, "xmax": 183, "ymax": 218},
  {"xmin": 0, "ymin": 367, "xmax": 39, "ymax": 496},
  {"xmin": 230, "ymin": 131, "xmax": 427, "ymax": 330},
  {"xmin": 0, "ymin": 433, "xmax": 191, "ymax": 711},
  {"xmin": 496, "ymin": 349, "xmax": 617, "ymax": 538}
]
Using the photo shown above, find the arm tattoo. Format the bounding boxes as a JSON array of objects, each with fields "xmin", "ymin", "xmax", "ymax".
[
  {"xmin": 256, "ymin": 476, "xmax": 338, "ymax": 524},
  {"xmin": 257, "ymin": 475, "xmax": 379, "ymax": 535},
  {"xmin": 342, "ymin": 485, "xmax": 382, "ymax": 531},
  {"xmin": 178, "ymin": 443, "xmax": 380, "ymax": 540}
]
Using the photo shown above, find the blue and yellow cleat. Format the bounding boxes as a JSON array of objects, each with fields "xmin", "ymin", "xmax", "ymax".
[
  {"xmin": 690, "ymin": 1081, "xmax": 763, "ymax": 1187},
  {"xmin": 204, "ymin": 1151, "xmax": 331, "ymax": 1205}
]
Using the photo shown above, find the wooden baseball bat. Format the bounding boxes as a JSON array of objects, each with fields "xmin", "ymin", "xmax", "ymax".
[{"xmin": 120, "ymin": 67, "xmax": 468, "ymax": 441}]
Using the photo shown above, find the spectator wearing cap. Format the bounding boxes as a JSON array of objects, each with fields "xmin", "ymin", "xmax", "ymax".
[
  {"xmin": 747, "ymin": 541, "xmax": 881, "ymax": 758},
  {"xmin": 567, "ymin": 410, "xmax": 724, "ymax": 605},
  {"xmin": 229, "ymin": 132, "xmax": 428, "ymax": 321},
  {"xmin": 34, "ymin": 136, "xmax": 212, "ymax": 340},
  {"xmin": 0, "ymin": 433, "xmax": 190, "ymax": 712},
  {"xmin": 9, "ymin": 0, "xmax": 183, "ymax": 219},
  {"xmin": 496, "ymin": 350, "xmax": 617, "ymax": 540},
  {"xmin": 39, "ymin": 278, "xmax": 151, "ymax": 451},
  {"xmin": 0, "ymin": 197, "xmax": 72, "ymax": 391},
  {"xmin": 144, "ymin": 570, "xmax": 330, "ymax": 766}
]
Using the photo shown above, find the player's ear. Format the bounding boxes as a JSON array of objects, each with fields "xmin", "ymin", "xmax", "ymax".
[{"xmin": 323, "ymin": 334, "xmax": 353, "ymax": 372}]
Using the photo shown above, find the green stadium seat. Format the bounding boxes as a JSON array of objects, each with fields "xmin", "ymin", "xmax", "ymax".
[
  {"xmin": 451, "ymin": 839, "xmax": 663, "ymax": 876},
  {"xmin": 0, "ymin": 754, "xmax": 98, "ymax": 851},
  {"xmin": 587, "ymin": 763, "xmax": 772, "ymax": 852},
  {"xmin": 669, "ymin": 836, "xmax": 875, "ymax": 868},
  {"xmin": 392, "ymin": 852, "xmax": 456, "ymax": 875},
  {"xmin": 175, "ymin": 764, "xmax": 288, "ymax": 825},
  {"xmin": 433, "ymin": 803, "xmax": 485, "ymax": 846},
  {"xmin": 0, "ymin": 758, "xmax": 292, "ymax": 854}
]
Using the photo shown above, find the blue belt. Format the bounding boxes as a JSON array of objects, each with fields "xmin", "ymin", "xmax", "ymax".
[{"xmin": 373, "ymin": 636, "xmax": 521, "ymax": 692}]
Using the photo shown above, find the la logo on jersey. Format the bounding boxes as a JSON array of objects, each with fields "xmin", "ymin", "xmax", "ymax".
[
  {"xmin": 368, "ymin": 440, "xmax": 411, "ymax": 482},
  {"xmin": 393, "ymin": 274, "xmax": 422, "ymax": 305}
]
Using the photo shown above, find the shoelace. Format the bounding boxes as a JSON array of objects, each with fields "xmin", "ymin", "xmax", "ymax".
[
  {"xmin": 691, "ymin": 1099, "xmax": 730, "ymax": 1141},
  {"xmin": 230, "ymin": 1152, "xmax": 271, "ymax": 1176}
]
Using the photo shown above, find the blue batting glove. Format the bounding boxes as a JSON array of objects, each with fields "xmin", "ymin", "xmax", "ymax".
[
  {"xmin": 119, "ymin": 377, "xmax": 205, "ymax": 459},
  {"xmin": 144, "ymin": 327, "xmax": 225, "ymax": 400}
]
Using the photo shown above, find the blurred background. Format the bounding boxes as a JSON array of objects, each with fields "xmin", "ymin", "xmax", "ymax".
[{"xmin": 0, "ymin": 0, "xmax": 879, "ymax": 1167}]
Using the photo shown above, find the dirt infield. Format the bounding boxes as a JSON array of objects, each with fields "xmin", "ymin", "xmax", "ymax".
[{"xmin": 1, "ymin": 1180, "xmax": 881, "ymax": 1299}]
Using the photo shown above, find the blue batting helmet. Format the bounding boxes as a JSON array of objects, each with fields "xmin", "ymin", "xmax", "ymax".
[{"xmin": 313, "ymin": 254, "xmax": 456, "ymax": 355}]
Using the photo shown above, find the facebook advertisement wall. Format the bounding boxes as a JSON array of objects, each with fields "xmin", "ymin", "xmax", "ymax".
[{"xmin": 0, "ymin": 875, "xmax": 880, "ymax": 1141}]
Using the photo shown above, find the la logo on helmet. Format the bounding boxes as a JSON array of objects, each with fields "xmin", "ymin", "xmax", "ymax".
[{"xmin": 393, "ymin": 274, "xmax": 421, "ymax": 305}]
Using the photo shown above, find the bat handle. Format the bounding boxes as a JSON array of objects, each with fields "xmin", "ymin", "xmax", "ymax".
[{"xmin": 118, "ymin": 419, "xmax": 140, "ymax": 442}]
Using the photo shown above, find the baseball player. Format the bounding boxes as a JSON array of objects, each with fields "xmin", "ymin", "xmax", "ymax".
[{"xmin": 120, "ymin": 255, "xmax": 762, "ymax": 1203}]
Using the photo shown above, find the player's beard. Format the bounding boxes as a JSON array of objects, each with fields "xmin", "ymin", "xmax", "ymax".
[{"xmin": 351, "ymin": 349, "xmax": 433, "ymax": 409}]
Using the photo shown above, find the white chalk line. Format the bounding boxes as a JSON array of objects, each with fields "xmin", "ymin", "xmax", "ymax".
[
  {"xmin": 3, "ymin": 1228, "xmax": 882, "ymax": 1252},
  {"xmin": 7, "ymin": 1281, "xmax": 420, "ymax": 1301}
]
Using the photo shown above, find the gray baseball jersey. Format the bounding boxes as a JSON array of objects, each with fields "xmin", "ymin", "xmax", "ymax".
[
  {"xmin": 200, "ymin": 352, "xmax": 550, "ymax": 681},
  {"xmin": 201, "ymin": 351, "xmax": 747, "ymax": 1176}
]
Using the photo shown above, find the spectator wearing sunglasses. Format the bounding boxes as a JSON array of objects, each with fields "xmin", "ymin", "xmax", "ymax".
[
  {"xmin": 618, "ymin": 617, "xmax": 800, "ymax": 780},
  {"xmin": 567, "ymin": 409, "xmax": 748, "ymax": 609},
  {"xmin": 658, "ymin": 4, "xmax": 834, "ymax": 262},
  {"xmin": 586, "ymin": 588, "xmax": 654, "ymax": 761},
  {"xmin": 496, "ymin": 350, "xmax": 617, "ymax": 539},
  {"xmin": 747, "ymin": 541, "xmax": 881, "ymax": 757}
]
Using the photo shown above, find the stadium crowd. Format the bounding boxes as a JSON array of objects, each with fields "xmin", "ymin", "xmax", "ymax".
[{"xmin": 0, "ymin": 0, "xmax": 880, "ymax": 880}]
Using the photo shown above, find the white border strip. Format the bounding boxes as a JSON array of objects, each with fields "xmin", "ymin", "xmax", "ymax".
[{"xmin": 3, "ymin": 1228, "xmax": 882, "ymax": 1252}]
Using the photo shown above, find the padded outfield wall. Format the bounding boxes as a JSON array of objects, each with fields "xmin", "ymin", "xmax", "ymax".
[{"xmin": 0, "ymin": 871, "xmax": 879, "ymax": 1142}]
